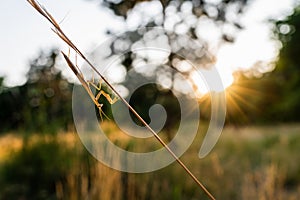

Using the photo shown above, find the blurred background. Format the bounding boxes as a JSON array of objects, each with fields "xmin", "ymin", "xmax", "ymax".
[{"xmin": 1, "ymin": 0, "xmax": 300, "ymax": 199}]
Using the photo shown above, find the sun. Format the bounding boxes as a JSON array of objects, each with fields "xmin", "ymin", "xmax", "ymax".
[{"xmin": 190, "ymin": 64, "xmax": 234, "ymax": 97}]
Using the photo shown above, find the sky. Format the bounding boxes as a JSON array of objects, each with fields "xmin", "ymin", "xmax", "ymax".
[
  {"xmin": 0, "ymin": 0, "xmax": 297, "ymax": 87},
  {"xmin": 0, "ymin": 0, "xmax": 124, "ymax": 86}
]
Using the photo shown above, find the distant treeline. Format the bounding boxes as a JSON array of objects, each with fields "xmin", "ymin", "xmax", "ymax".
[
  {"xmin": 1, "ymin": 44, "xmax": 300, "ymax": 134},
  {"xmin": 0, "ymin": 50, "xmax": 74, "ymax": 133}
]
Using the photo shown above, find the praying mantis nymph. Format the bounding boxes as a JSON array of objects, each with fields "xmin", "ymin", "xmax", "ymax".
[{"xmin": 61, "ymin": 51, "xmax": 118, "ymax": 121}]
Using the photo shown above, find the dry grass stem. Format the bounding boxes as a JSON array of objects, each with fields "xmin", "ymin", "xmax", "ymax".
[{"xmin": 26, "ymin": 1, "xmax": 216, "ymax": 199}]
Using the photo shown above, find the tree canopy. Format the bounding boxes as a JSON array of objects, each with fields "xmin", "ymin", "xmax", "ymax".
[
  {"xmin": 268, "ymin": 7, "xmax": 300, "ymax": 121},
  {"xmin": 81, "ymin": 0, "xmax": 252, "ymax": 132},
  {"xmin": 228, "ymin": 5, "xmax": 300, "ymax": 124}
]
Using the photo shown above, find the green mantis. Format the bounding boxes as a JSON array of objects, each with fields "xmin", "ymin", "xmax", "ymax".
[{"xmin": 62, "ymin": 52, "xmax": 118, "ymax": 121}]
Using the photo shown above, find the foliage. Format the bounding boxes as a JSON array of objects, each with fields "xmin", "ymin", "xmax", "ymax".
[
  {"xmin": 268, "ymin": 7, "xmax": 300, "ymax": 122},
  {"xmin": 102, "ymin": 0, "xmax": 248, "ymax": 28},
  {"xmin": 240, "ymin": 6, "xmax": 300, "ymax": 123},
  {"xmin": 0, "ymin": 50, "xmax": 74, "ymax": 133},
  {"xmin": 0, "ymin": 140, "xmax": 75, "ymax": 200},
  {"xmin": 98, "ymin": 0, "xmax": 250, "ymax": 66},
  {"xmin": 217, "ymin": 5, "xmax": 300, "ymax": 124}
]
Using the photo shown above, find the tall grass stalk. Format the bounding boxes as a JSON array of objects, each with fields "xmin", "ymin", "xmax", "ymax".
[{"xmin": 26, "ymin": 1, "xmax": 215, "ymax": 199}]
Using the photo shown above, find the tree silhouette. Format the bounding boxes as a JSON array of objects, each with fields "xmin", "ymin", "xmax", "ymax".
[
  {"xmin": 23, "ymin": 50, "xmax": 74, "ymax": 132},
  {"xmin": 85, "ymin": 0, "xmax": 251, "ymax": 133},
  {"xmin": 225, "ymin": 6, "xmax": 300, "ymax": 124},
  {"xmin": 267, "ymin": 7, "xmax": 300, "ymax": 121},
  {"xmin": 0, "ymin": 50, "xmax": 74, "ymax": 133}
]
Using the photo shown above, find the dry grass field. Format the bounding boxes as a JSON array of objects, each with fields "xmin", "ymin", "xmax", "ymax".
[{"xmin": 1, "ymin": 123, "xmax": 300, "ymax": 199}]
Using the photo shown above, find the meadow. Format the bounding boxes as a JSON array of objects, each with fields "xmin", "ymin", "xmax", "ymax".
[{"xmin": 0, "ymin": 123, "xmax": 300, "ymax": 200}]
